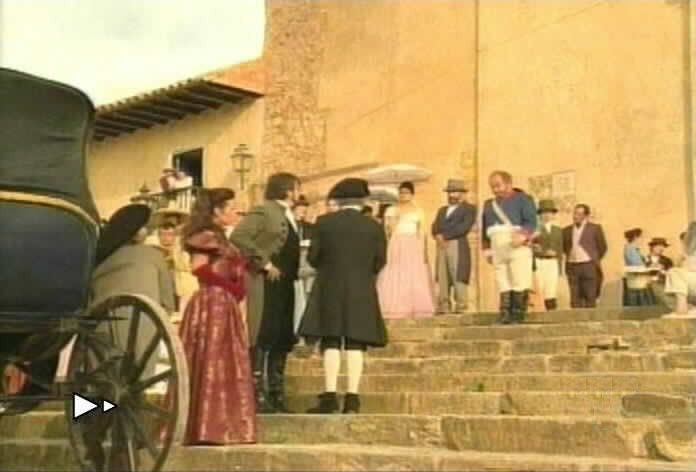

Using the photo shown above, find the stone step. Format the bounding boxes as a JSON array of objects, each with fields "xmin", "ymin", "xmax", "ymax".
[
  {"xmin": 384, "ymin": 318, "xmax": 695, "ymax": 343},
  {"xmin": 1, "ymin": 441, "xmax": 694, "ymax": 472},
  {"xmin": 287, "ymin": 350, "xmax": 696, "ymax": 375},
  {"xmin": 383, "ymin": 307, "xmax": 667, "ymax": 328},
  {"xmin": 293, "ymin": 335, "xmax": 694, "ymax": 360},
  {"xmin": 287, "ymin": 392, "xmax": 696, "ymax": 417},
  {"xmin": 285, "ymin": 372, "xmax": 696, "ymax": 394},
  {"xmin": 31, "ymin": 391, "xmax": 696, "ymax": 418},
  {"xmin": 1, "ymin": 414, "xmax": 694, "ymax": 461}
]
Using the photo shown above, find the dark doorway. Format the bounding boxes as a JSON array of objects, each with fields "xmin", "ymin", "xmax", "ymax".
[{"xmin": 172, "ymin": 148, "xmax": 203, "ymax": 187}]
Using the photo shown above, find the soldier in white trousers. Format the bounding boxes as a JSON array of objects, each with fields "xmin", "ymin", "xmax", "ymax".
[{"xmin": 481, "ymin": 171, "xmax": 538, "ymax": 324}]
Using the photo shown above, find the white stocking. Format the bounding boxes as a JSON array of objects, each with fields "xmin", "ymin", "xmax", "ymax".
[
  {"xmin": 346, "ymin": 350, "xmax": 364, "ymax": 394},
  {"xmin": 323, "ymin": 348, "xmax": 340, "ymax": 392}
]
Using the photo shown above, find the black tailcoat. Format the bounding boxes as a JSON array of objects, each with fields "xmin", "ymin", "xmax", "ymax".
[
  {"xmin": 256, "ymin": 217, "xmax": 300, "ymax": 352},
  {"xmin": 299, "ymin": 209, "xmax": 388, "ymax": 347}
]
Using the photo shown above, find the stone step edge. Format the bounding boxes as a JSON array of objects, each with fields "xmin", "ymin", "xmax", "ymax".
[
  {"xmin": 0, "ymin": 440, "xmax": 692, "ymax": 472},
  {"xmin": 13, "ymin": 411, "xmax": 696, "ymax": 423},
  {"xmin": 285, "ymin": 370, "xmax": 696, "ymax": 378},
  {"xmin": 290, "ymin": 351, "xmax": 696, "ymax": 360}
]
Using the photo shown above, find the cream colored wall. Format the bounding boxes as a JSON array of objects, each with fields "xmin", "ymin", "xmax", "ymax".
[
  {"xmin": 476, "ymin": 0, "xmax": 689, "ymax": 310},
  {"xmin": 88, "ymin": 99, "xmax": 264, "ymax": 218},
  {"xmin": 311, "ymin": 0, "xmax": 480, "ymax": 304}
]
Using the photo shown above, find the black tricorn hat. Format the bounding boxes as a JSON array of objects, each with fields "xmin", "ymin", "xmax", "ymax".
[{"xmin": 328, "ymin": 178, "xmax": 371, "ymax": 200}]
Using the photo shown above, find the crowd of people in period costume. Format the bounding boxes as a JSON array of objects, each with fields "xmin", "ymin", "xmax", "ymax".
[{"xmin": 8, "ymin": 164, "xmax": 693, "ymax": 447}]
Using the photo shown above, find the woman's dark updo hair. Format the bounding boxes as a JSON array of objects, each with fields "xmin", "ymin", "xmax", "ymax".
[
  {"xmin": 399, "ymin": 181, "xmax": 415, "ymax": 194},
  {"xmin": 624, "ymin": 228, "xmax": 642, "ymax": 243},
  {"xmin": 183, "ymin": 187, "xmax": 236, "ymax": 240}
]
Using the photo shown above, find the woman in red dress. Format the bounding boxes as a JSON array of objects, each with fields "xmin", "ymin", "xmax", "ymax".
[{"xmin": 179, "ymin": 188, "xmax": 256, "ymax": 445}]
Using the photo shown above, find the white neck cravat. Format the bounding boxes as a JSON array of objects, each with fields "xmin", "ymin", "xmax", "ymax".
[{"xmin": 277, "ymin": 200, "xmax": 298, "ymax": 233}]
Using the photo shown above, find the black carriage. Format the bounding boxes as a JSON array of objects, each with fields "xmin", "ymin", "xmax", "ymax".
[{"xmin": 0, "ymin": 68, "xmax": 189, "ymax": 471}]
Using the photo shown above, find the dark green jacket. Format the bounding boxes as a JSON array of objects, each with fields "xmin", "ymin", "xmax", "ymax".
[{"xmin": 533, "ymin": 223, "xmax": 564, "ymax": 270}]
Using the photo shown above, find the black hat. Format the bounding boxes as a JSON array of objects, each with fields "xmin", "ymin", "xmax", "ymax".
[
  {"xmin": 328, "ymin": 178, "xmax": 370, "ymax": 199},
  {"xmin": 96, "ymin": 204, "xmax": 152, "ymax": 266},
  {"xmin": 443, "ymin": 179, "xmax": 467, "ymax": 193},
  {"xmin": 648, "ymin": 237, "xmax": 669, "ymax": 248},
  {"xmin": 537, "ymin": 199, "xmax": 558, "ymax": 214}
]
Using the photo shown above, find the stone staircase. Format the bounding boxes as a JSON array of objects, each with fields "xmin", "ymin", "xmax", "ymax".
[{"xmin": 1, "ymin": 308, "xmax": 696, "ymax": 471}]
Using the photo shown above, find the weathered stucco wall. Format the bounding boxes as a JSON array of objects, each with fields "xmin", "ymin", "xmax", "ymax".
[
  {"xmin": 88, "ymin": 100, "xmax": 264, "ymax": 217},
  {"xmin": 476, "ymin": 0, "xmax": 689, "ymax": 310},
  {"xmin": 264, "ymin": 0, "xmax": 480, "ymax": 305}
]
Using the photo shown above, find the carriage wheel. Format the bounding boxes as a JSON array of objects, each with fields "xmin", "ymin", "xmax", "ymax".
[{"xmin": 64, "ymin": 294, "xmax": 189, "ymax": 472}]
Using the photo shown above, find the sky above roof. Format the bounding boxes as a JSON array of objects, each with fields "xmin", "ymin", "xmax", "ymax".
[{"xmin": 0, "ymin": 0, "xmax": 265, "ymax": 105}]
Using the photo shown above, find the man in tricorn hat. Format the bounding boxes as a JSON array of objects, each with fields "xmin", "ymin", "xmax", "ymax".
[
  {"xmin": 299, "ymin": 178, "xmax": 387, "ymax": 414},
  {"xmin": 532, "ymin": 199, "xmax": 564, "ymax": 311},
  {"xmin": 431, "ymin": 179, "xmax": 477, "ymax": 313}
]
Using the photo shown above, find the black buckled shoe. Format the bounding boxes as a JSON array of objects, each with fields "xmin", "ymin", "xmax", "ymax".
[
  {"xmin": 306, "ymin": 392, "xmax": 339, "ymax": 414},
  {"xmin": 342, "ymin": 393, "xmax": 361, "ymax": 414},
  {"xmin": 544, "ymin": 298, "xmax": 558, "ymax": 311}
]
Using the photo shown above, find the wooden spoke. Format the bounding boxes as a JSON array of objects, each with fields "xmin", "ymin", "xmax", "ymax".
[
  {"xmin": 139, "ymin": 399, "xmax": 174, "ymax": 421},
  {"xmin": 131, "ymin": 369, "xmax": 173, "ymax": 394},
  {"xmin": 117, "ymin": 414, "xmax": 138, "ymax": 471},
  {"xmin": 129, "ymin": 333, "xmax": 161, "ymax": 383},
  {"xmin": 124, "ymin": 408, "xmax": 159, "ymax": 460}
]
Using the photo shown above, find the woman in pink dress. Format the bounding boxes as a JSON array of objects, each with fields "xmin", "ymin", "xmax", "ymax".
[
  {"xmin": 179, "ymin": 188, "xmax": 256, "ymax": 445},
  {"xmin": 377, "ymin": 182, "xmax": 435, "ymax": 318}
]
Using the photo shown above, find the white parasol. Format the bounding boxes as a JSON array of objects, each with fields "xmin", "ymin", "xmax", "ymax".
[
  {"xmin": 364, "ymin": 164, "xmax": 432, "ymax": 184},
  {"xmin": 367, "ymin": 184, "xmax": 399, "ymax": 203}
]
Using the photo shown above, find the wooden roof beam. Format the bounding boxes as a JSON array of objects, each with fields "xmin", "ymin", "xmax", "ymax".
[
  {"xmin": 103, "ymin": 113, "xmax": 157, "ymax": 128},
  {"xmin": 95, "ymin": 118, "xmax": 140, "ymax": 132},
  {"xmin": 117, "ymin": 109, "xmax": 169, "ymax": 124},
  {"xmin": 93, "ymin": 127, "xmax": 120, "ymax": 137},
  {"xmin": 169, "ymin": 91, "xmax": 225, "ymax": 108},
  {"xmin": 152, "ymin": 97, "xmax": 206, "ymax": 114},
  {"xmin": 132, "ymin": 104, "xmax": 186, "ymax": 120},
  {"xmin": 191, "ymin": 83, "xmax": 248, "ymax": 102}
]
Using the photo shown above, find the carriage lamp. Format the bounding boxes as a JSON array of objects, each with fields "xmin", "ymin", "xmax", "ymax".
[{"xmin": 231, "ymin": 144, "xmax": 254, "ymax": 190}]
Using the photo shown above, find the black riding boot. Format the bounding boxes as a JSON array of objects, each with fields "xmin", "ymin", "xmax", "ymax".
[
  {"xmin": 250, "ymin": 347, "xmax": 276, "ymax": 414},
  {"xmin": 306, "ymin": 392, "xmax": 339, "ymax": 414},
  {"xmin": 511, "ymin": 291, "xmax": 528, "ymax": 324},
  {"xmin": 544, "ymin": 298, "xmax": 558, "ymax": 311},
  {"xmin": 267, "ymin": 350, "xmax": 293, "ymax": 414},
  {"xmin": 498, "ymin": 291, "xmax": 513, "ymax": 324}
]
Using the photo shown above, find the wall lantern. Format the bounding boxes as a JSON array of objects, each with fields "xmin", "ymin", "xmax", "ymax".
[{"xmin": 231, "ymin": 144, "xmax": 254, "ymax": 190}]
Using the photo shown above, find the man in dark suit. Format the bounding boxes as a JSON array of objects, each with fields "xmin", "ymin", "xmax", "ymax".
[
  {"xmin": 230, "ymin": 172, "xmax": 301, "ymax": 413},
  {"xmin": 562, "ymin": 204, "xmax": 608, "ymax": 308},
  {"xmin": 299, "ymin": 178, "xmax": 387, "ymax": 414},
  {"xmin": 431, "ymin": 179, "xmax": 477, "ymax": 313}
]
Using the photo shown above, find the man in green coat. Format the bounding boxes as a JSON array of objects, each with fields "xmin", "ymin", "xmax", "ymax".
[
  {"xmin": 230, "ymin": 172, "xmax": 302, "ymax": 414},
  {"xmin": 532, "ymin": 199, "xmax": 564, "ymax": 311}
]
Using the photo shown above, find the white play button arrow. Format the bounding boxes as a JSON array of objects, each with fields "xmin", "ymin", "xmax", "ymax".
[
  {"xmin": 72, "ymin": 393, "xmax": 98, "ymax": 420},
  {"xmin": 102, "ymin": 399, "xmax": 117, "ymax": 413}
]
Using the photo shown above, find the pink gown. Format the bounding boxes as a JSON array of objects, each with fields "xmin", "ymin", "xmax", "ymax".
[{"xmin": 377, "ymin": 207, "xmax": 435, "ymax": 319}]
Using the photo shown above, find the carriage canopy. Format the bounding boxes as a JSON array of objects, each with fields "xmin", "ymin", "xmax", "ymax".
[{"xmin": 0, "ymin": 68, "xmax": 99, "ymax": 222}]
